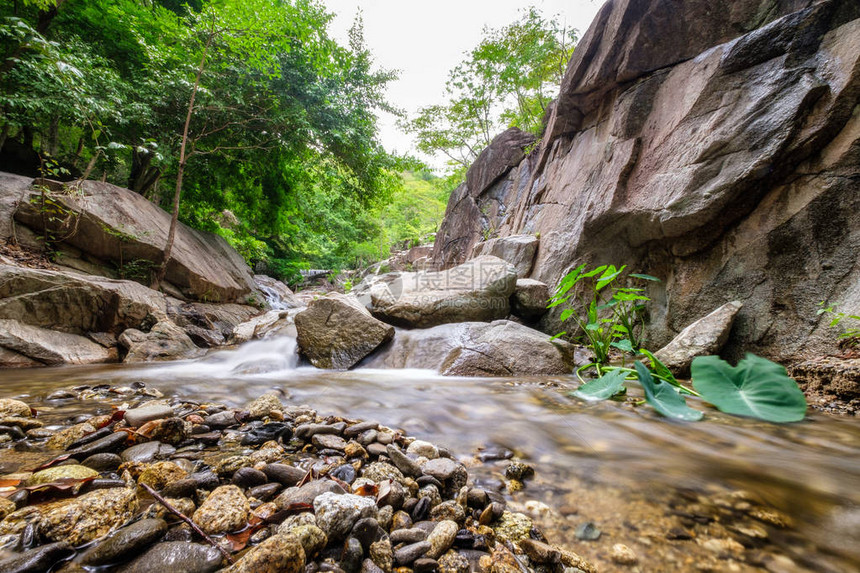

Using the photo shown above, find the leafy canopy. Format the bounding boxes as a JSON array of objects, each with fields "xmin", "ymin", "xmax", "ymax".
[{"xmin": 403, "ymin": 7, "xmax": 576, "ymax": 170}]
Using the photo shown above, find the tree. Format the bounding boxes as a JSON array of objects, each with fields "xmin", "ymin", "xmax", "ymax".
[{"xmin": 404, "ymin": 7, "xmax": 576, "ymax": 171}]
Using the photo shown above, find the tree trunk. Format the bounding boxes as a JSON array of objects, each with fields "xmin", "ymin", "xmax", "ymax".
[
  {"xmin": 129, "ymin": 146, "xmax": 161, "ymax": 196},
  {"xmin": 153, "ymin": 31, "xmax": 213, "ymax": 290}
]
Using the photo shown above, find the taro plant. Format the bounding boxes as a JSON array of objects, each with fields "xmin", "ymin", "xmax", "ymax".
[
  {"xmin": 572, "ymin": 353, "xmax": 807, "ymax": 424},
  {"xmin": 549, "ymin": 264, "xmax": 658, "ymax": 366}
]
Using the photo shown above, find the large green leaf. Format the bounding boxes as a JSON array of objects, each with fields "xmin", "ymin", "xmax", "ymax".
[
  {"xmin": 691, "ymin": 354, "xmax": 807, "ymax": 423},
  {"xmin": 635, "ymin": 362, "xmax": 703, "ymax": 421},
  {"xmin": 573, "ymin": 369, "xmax": 627, "ymax": 401}
]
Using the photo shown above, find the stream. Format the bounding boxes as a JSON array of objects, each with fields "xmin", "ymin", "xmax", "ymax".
[{"xmin": 1, "ymin": 337, "xmax": 859, "ymax": 572}]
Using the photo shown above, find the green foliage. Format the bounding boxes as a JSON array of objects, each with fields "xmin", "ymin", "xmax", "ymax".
[
  {"xmin": 817, "ymin": 302, "xmax": 859, "ymax": 347},
  {"xmin": 635, "ymin": 361, "xmax": 704, "ymax": 421},
  {"xmin": 403, "ymin": 7, "xmax": 576, "ymax": 170},
  {"xmin": 1, "ymin": 0, "xmax": 420, "ymax": 278},
  {"xmin": 549, "ymin": 264, "xmax": 657, "ymax": 365},
  {"xmin": 572, "ymin": 368, "xmax": 627, "ymax": 402},
  {"xmin": 569, "ymin": 354, "xmax": 808, "ymax": 424},
  {"xmin": 691, "ymin": 354, "xmax": 808, "ymax": 423}
]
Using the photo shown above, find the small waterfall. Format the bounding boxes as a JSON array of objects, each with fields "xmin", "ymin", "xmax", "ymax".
[{"xmin": 146, "ymin": 336, "xmax": 301, "ymax": 377}]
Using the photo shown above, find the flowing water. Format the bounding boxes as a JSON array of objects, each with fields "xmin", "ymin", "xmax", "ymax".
[{"xmin": 1, "ymin": 337, "xmax": 859, "ymax": 572}]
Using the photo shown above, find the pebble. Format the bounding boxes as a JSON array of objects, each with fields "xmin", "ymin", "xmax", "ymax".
[
  {"xmin": 313, "ymin": 433, "xmax": 347, "ymax": 451},
  {"xmin": 222, "ymin": 533, "xmax": 305, "ymax": 573},
  {"xmin": 344, "ymin": 421, "xmax": 379, "ymax": 437},
  {"xmin": 192, "ymin": 485, "xmax": 250, "ymax": 534},
  {"xmin": 138, "ymin": 461, "xmax": 188, "ymax": 490},
  {"xmin": 0, "ymin": 399, "xmax": 32, "ymax": 418},
  {"xmin": 351, "ymin": 516, "xmax": 381, "ymax": 550},
  {"xmin": 407, "ymin": 440, "xmax": 439, "ymax": 459},
  {"xmin": 232, "ymin": 467, "xmax": 268, "ymax": 489},
  {"xmin": 248, "ymin": 482, "xmax": 282, "ymax": 502},
  {"xmin": 67, "ymin": 431, "xmax": 128, "ymax": 457},
  {"xmin": 39, "ymin": 487, "xmax": 139, "ymax": 545},
  {"xmin": 24, "ymin": 465, "xmax": 98, "ymax": 486},
  {"xmin": 386, "ymin": 444, "xmax": 422, "ymax": 477},
  {"xmin": 0, "ymin": 541, "xmax": 74, "ymax": 573},
  {"xmin": 390, "ymin": 527, "xmax": 427, "ymax": 544},
  {"xmin": 263, "ymin": 463, "xmax": 306, "ymax": 486},
  {"xmin": 314, "ymin": 492, "xmax": 378, "ymax": 540},
  {"xmin": 341, "ymin": 537, "xmax": 364, "ymax": 572},
  {"xmin": 610, "ymin": 543, "xmax": 638, "ymax": 565},
  {"xmin": 247, "ymin": 393, "xmax": 284, "ymax": 419},
  {"xmin": 276, "ymin": 480, "xmax": 345, "ymax": 508},
  {"xmin": 394, "ymin": 540, "xmax": 431, "ymax": 565},
  {"xmin": 119, "ymin": 542, "xmax": 223, "ymax": 573},
  {"xmin": 574, "ymin": 521, "xmax": 602, "ymax": 541},
  {"xmin": 45, "ymin": 422, "xmax": 96, "ymax": 450},
  {"xmin": 81, "ymin": 452, "xmax": 122, "ymax": 472},
  {"xmin": 426, "ymin": 520, "xmax": 458, "ymax": 559},
  {"xmin": 203, "ymin": 410, "xmax": 238, "ymax": 429},
  {"xmin": 124, "ymin": 404, "xmax": 174, "ymax": 427},
  {"xmin": 121, "ymin": 441, "xmax": 176, "ymax": 463},
  {"xmin": 80, "ymin": 518, "xmax": 167, "ymax": 565}
]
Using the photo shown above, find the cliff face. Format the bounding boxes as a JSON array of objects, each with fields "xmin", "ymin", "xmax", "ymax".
[{"xmin": 432, "ymin": 0, "xmax": 860, "ymax": 361}]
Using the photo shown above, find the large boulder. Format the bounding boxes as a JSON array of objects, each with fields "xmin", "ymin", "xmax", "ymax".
[
  {"xmin": 296, "ymin": 294, "xmax": 394, "ymax": 369},
  {"xmin": 119, "ymin": 321, "xmax": 203, "ymax": 363},
  {"xmin": 471, "ymin": 235, "xmax": 538, "ymax": 278},
  {"xmin": 431, "ymin": 0, "xmax": 860, "ymax": 362},
  {"xmin": 362, "ymin": 320, "xmax": 579, "ymax": 376},
  {"xmin": 654, "ymin": 301, "xmax": 743, "ymax": 376},
  {"xmin": 511, "ymin": 278, "xmax": 550, "ymax": 321},
  {"xmin": 12, "ymin": 178, "xmax": 259, "ymax": 303},
  {"xmin": 0, "ymin": 265, "xmax": 166, "ymax": 334},
  {"xmin": 367, "ymin": 256, "xmax": 517, "ymax": 328},
  {"xmin": 0, "ymin": 319, "xmax": 113, "ymax": 365}
]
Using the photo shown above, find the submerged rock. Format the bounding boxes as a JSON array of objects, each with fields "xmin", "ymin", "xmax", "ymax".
[{"xmin": 118, "ymin": 542, "xmax": 223, "ymax": 573}]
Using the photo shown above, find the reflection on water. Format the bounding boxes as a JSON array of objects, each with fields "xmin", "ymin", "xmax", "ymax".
[{"xmin": 1, "ymin": 337, "xmax": 859, "ymax": 571}]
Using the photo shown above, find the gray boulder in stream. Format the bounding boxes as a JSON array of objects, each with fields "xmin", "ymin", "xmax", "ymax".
[
  {"xmin": 296, "ymin": 294, "xmax": 394, "ymax": 370},
  {"xmin": 362, "ymin": 319, "xmax": 580, "ymax": 376},
  {"xmin": 366, "ymin": 255, "xmax": 517, "ymax": 328}
]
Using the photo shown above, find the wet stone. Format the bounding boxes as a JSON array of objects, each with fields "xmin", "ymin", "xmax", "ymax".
[
  {"xmin": 610, "ymin": 543, "xmax": 638, "ymax": 565},
  {"xmin": 81, "ymin": 453, "xmax": 122, "ymax": 472},
  {"xmin": 148, "ymin": 417, "xmax": 187, "ymax": 445},
  {"xmin": 241, "ymin": 422, "xmax": 291, "ymax": 446},
  {"xmin": 138, "ymin": 461, "xmax": 188, "ymax": 490},
  {"xmin": 24, "ymin": 465, "xmax": 98, "ymax": 486},
  {"xmin": 40, "ymin": 487, "xmax": 139, "ymax": 545},
  {"xmin": 366, "ymin": 443, "xmax": 387, "ymax": 457},
  {"xmin": 296, "ymin": 423, "xmax": 343, "ymax": 441},
  {"xmin": 119, "ymin": 542, "xmax": 223, "ymax": 573},
  {"xmin": 0, "ymin": 541, "xmax": 74, "ymax": 573},
  {"xmin": 249, "ymin": 482, "xmax": 282, "ymax": 501},
  {"xmin": 263, "ymin": 463, "xmax": 307, "ymax": 487},
  {"xmin": 193, "ymin": 485, "xmax": 249, "ymax": 534},
  {"xmin": 45, "ymin": 422, "xmax": 95, "ymax": 450},
  {"xmin": 233, "ymin": 467, "xmax": 268, "ymax": 489},
  {"xmin": 412, "ymin": 496, "xmax": 431, "ymax": 521},
  {"xmin": 276, "ymin": 479, "xmax": 346, "ymax": 508},
  {"xmin": 68, "ymin": 431, "xmax": 128, "ymax": 458},
  {"xmin": 121, "ymin": 441, "xmax": 176, "ymax": 463},
  {"xmin": 189, "ymin": 469, "xmax": 220, "ymax": 490},
  {"xmin": 124, "ymin": 405, "xmax": 174, "ymax": 428},
  {"xmin": 80, "ymin": 518, "xmax": 167, "ymax": 566},
  {"xmin": 426, "ymin": 520, "xmax": 458, "ymax": 559},
  {"xmin": 406, "ymin": 440, "xmax": 439, "ymax": 459},
  {"xmin": 222, "ymin": 533, "xmax": 305, "ymax": 573},
  {"xmin": 504, "ymin": 461, "xmax": 534, "ymax": 481},
  {"xmin": 161, "ymin": 478, "xmax": 198, "ymax": 499},
  {"xmin": 361, "ymin": 558, "xmax": 385, "ymax": 573}
]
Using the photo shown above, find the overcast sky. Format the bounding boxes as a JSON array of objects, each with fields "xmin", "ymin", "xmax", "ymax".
[{"xmin": 320, "ymin": 0, "xmax": 604, "ymax": 170}]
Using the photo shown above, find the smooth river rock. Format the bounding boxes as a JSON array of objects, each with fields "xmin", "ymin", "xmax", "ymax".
[{"xmin": 118, "ymin": 542, "xmax": 223, "ymax": 573}]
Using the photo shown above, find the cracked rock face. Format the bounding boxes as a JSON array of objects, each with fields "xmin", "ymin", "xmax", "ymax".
[{"xmin": 431, "ymin": 0, "xmax": 860, "ymax": 362}]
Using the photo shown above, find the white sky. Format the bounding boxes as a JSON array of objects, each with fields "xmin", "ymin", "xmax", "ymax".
[{"xmin": 320, "ymin": 0, "xmax": 604, "ymax": 170}]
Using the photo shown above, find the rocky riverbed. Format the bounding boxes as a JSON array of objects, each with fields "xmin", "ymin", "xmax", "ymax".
[
  {"xmin": 0, "ymin": 375, "xmax": 856, "ymax": 573},
  {"xmin": 0, "ymin": 386, "xmax": 600, "ymax": 573}
]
